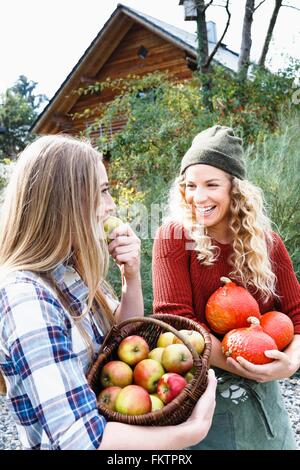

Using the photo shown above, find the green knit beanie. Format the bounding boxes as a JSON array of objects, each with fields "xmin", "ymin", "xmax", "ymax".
[{"xmin": 180, "ymin": 125, "xmax": 246, "ymax": 179}]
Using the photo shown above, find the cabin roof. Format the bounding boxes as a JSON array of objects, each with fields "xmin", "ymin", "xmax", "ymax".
[{"xmin": 31, "ymin": 3, "xmax": 238, "ymax": 134}]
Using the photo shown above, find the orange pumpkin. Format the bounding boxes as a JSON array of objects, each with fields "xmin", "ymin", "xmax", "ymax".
[
  {"xmin": 221, "ymin": 317, "xmax": 278, "ymax": 365},
  {"xmin": 205, "ymin": 277, "xmax": 261, "ymax": 335},
  {"xmin": 260, "ymin": 311, "xmax": 294, "ymax": 351}
]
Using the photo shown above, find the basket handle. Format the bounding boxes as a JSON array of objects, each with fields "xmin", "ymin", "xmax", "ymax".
[{"xmin": 101, "ymin": 316, "xmax": 202, "ymax": 364}]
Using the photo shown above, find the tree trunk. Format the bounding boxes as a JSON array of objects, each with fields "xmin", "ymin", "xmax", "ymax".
[
  {"xmin": 258, "ymin": 0, "xmax": 283, "ymax": 68},
  {"xmin": 195, "ymin": 0, "xmax": 210, "ymax": 73},
  {"xmin": 238, "ymin": 0, "xmax": 255, "ymax": 77},
  {"xmin": 195, "ymin": 0, "xmax": 213, "ymax": 111}
]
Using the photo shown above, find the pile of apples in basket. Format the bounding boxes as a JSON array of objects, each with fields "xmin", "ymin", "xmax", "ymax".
[{"xmin": 98, "ymin": 329, "xmax": 204, "ymax": 416}]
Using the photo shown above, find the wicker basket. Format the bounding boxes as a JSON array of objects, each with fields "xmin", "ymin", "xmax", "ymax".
[{"xmin": 87, "ymin": 314, "xmax": 212, "ymax": 426}]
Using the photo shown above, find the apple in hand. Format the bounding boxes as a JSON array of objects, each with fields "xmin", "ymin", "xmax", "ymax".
[
  {"xmin": 133, "ymin": 359, "xmax": 165, "ymax": 393},
  {"xmin": 173, "ymin": 330, "xmax": 205, "ymax": 354},
  {"xmin": 115, "ymin": 385, "xmax": 152, "ymax": 415},
  {"xmin": 100, "ymin": 360, "xmax": 133, "ymax": 388},
  {"xmin": 148, "ymin": 347, "xmax": 164, "ymax": 364},
  {"xmin": 157, "ymin": 373, "xmax": 187, "ymax": 404},
  {"xmin": 161, "ymin": 344, "xmax": 193, "ymax": 375},
  {"xmin": 118, "ymin": 335, "xmax": 150, "ymax": 366},
  {"xmin": 150, "ymin": 394, "xmax": 164, "ymax": 411},
  {"xmin": 98, "ymin": 386, "xmax": 121, "ymax": 411},
  {"xmin": 157, "ymin": 332, "xmax": 175, "ymax": 348},
  {"xmin": 103, "ymin": 216, "xmax": 123, "ymax": 243}
]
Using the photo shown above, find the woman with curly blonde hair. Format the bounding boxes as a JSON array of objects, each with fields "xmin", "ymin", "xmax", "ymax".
[
  {"xmin": 0, "ymin": 134, "xmax": 216, "ymax": 450},
  {"xmin": 152, "ymin": 125, "xmax": 300, "ymax": 450}
]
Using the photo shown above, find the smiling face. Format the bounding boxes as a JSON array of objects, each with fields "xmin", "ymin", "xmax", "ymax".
[{"xmin": 184, "ymin": 164, "xmax": 232, "ymax": 241}]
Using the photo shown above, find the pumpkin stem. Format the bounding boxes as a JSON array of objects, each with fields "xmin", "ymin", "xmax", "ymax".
[
  {"xmin": 220, "ymin": 276, "xmax": 232, "ymax": 284},
  {"xmin": 247, "ymin": 316, "xmax": 260, "ymax": 326}
]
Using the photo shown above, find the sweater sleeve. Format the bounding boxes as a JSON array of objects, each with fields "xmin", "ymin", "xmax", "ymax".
[
  {"xmin": 271, "ymin": 233, "xmax": 300, "ymax": 335},
  {"xmin": 152, "ymin": 221, "xmax": 201, "ymax": 324}
]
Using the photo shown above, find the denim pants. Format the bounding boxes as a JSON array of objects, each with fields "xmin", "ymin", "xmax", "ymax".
[{"xmin": 190, "ymin": 368, "xmax": 297, "ymax": 450}]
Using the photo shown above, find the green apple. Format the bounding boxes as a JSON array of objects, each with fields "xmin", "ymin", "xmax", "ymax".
[
  {"xmin": 184, "ymin": 366, "xmax": 196, "ymax": 383},
  {"xmin": 148, "ymin": 347, "xmax": 165, "ymax": 364},
  {"xmin": 173, "ymin": 330, "xmax": 205, "ymax": 354},
  {"xmin": 103, "ymin": 216, "xmax": 123, "ymax": 243},
  {"xmin": 117, "ymin": 335, "xmax": 150, "ymax": 366},
  {"xmin": 161, "ymin": 344, "xmax": 193, "ymax": 375},
  {"xmin": 115, "ymin": 385, "xmax": 152, "ymax": 415},
  {"xmin": 150, "ymin": 394, "xmax": 164, "ymax": 411},
  {"xmin": 157, "ymin": 332, "xmax": 175, "ymax": 348}
]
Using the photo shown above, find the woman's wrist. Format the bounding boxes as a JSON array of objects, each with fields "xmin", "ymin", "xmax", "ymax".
[{"xmin": 122, "ymin": 270, "xmax": 142, "ymax": 286}]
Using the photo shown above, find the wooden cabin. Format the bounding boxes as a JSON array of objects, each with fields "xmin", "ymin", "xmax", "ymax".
[{"xmin": 31, "ymin": 3, "xmax": 238, "ymax": 140}]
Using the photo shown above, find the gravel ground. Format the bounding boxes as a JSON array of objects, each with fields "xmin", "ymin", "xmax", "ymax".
[{"xmin": 0, "ymin": 376, "xmax": 299, "ymax": 450}]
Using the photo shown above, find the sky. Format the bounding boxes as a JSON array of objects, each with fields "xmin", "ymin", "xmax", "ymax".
[{"xmin": 1, "ymin": 0, "xmax": 299, "ymax": 100}]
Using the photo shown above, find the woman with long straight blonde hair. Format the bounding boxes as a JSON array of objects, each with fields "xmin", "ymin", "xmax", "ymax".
[
  {"xmin": 0, "ymin": 134, "xmax": 216, "ymax": 450},
  {"xmin": 152, "ymin": 125, "xmax": 300, "ymax": 450}
]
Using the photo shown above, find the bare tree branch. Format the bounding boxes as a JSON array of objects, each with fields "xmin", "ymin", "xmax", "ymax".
[
  {"xmin": 282, "ymin": 3, "xmax": 300, "ymax": 11},
  {"xmin": 205, "ymin": 0, "xmax": 231, "ymax": 68},
  {"xmin": 204, "ymin": 0, "xmax": 214, "ymax": 12},
  {"xmin": 254, "ymin": 0, "xmax": 267, "ymax": 12},
  {"xmin": 258, "ymin": 0, "xmax": 283, "ymax": 67}
]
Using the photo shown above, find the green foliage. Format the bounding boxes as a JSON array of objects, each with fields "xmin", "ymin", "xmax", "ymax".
[
  {"xmin": 245, "ymin": 110, "xmax": 300, "ymax": 277},
  {"xmin": 76, "ymin": 73, "xmax": 204, "ymax": 206},
  {"xmin": 107, "ymin": 239, "xmax": 153, "ymax": 314},
  {"xmin": 76, "ymin": 65, "xmax": 300, "ymax": 311},
  {"xmin": 0, "ymin": 75, "xmax": 48, "ymax": 160},
  {"xmin": 208, "ymin": 62, "xmax": 299, "ymax": 143},
  {"xmin": 0, "ymin": 161, "xmax": 14, "ymax": 204}
]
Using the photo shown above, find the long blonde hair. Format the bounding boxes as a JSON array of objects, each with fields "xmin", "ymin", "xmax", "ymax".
[
  {"xmin": 0, "ymin": 134, "xmax": 115, "ymax": 393},
  {"xmin": 166, "ymin": 171, "xmax": 277, "ymax": 300}
]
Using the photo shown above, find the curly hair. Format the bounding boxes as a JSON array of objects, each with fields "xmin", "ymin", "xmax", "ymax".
[{"xmin": 166, "ymin": 173, "xmax": 277, "ymax": 301}]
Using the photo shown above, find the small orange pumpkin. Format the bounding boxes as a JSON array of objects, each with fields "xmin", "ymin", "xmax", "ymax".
[
  {"xmin": 260, "ymin": 311, "xmax": 294, "ymax": 351},
  {"xmin": 205, "ymin": 277, "xmax": 261, "ymax": 335},
  {"xmin": 221, "ymin": 317, "xmax": 278, "ymax": 365}
]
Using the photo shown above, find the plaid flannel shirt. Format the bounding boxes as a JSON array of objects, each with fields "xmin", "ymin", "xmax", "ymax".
[{"xmin": 0, "ymin": 263, "xmax": 119, "ymax": 450}]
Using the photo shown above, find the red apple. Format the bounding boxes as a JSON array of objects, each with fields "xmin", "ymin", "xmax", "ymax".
[
  {"xmin": 133, "ymin": 359, "xmax": 165, "ymax": 393},
  {"xmin": 98, "ymin": 386, "xmax": 121, "ymax": 411},
  {"xmin": 115, "ymin": 385, "xmax": 152, "ymax": 415},
  {"xmin": 157, "ymin": 332, "xmax": 175, "ymax": 348},
  {"xmin": 161, "ymin": 344, "xmax": 193, "ymax": 375},
  {"xmin": 157, "ymin": 373, "xmax": 187, "ymax": 404},
  {"xmin": 117, "ymin": 335, "xmax": 150, "ymax": 366},
  {"xmin": 150, "ymin": 394, "xmax": 164, "ymax": 411},
  {"xmin": 148, "ymin": 347, "xmax": 164, "ymax": 364},
  {"xmin": 100, "ymin": 360, "xmax": 133, "ymax": 388},
  {"xmin": 173, "ymin": 330, "xmax": 205, "ymax": 354}
]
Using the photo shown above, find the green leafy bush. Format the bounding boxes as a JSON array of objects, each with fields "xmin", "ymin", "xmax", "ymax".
[{"xmin": 245, "ymin": 109, "xmax": 300, "ymax": 277}]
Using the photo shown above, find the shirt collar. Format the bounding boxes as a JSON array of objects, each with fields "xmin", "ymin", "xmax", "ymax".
[
  {"xmin": 51, "ymin": 262, "xmax": 68, "ymax": 286},
  {"xmin": 50, "ymin": 261, "xmax": 89, "ymax": 305}
]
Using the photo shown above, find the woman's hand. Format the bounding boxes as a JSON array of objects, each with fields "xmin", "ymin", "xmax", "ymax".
[
  {"xmin": 177, "ymin": 369, "xmax": 217, "ymax": 446},
  {"xmin": 226, "ymin": 334, "xmax": 300, "ymax": 382},
  {"xmin": 108, "ymin": 223, "xmax": 141, "ymax": 281},
  {"xmin": 226, "ymin": 350, "xmax": 298, "ymax": 382},
  {"xmin": 99, "ymin": 369, "xmax": 217, "ymax": 450}
]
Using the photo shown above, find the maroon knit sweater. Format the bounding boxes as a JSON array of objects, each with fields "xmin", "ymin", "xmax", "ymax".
[{"xmin": 152, "ymin": 221, "xmax": 300, "ymax": 335}]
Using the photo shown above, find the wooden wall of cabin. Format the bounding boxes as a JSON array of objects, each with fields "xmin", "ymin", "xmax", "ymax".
[{"xmin": 68, "ymin": 22, "xmax": 193, "ymax": 140}]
